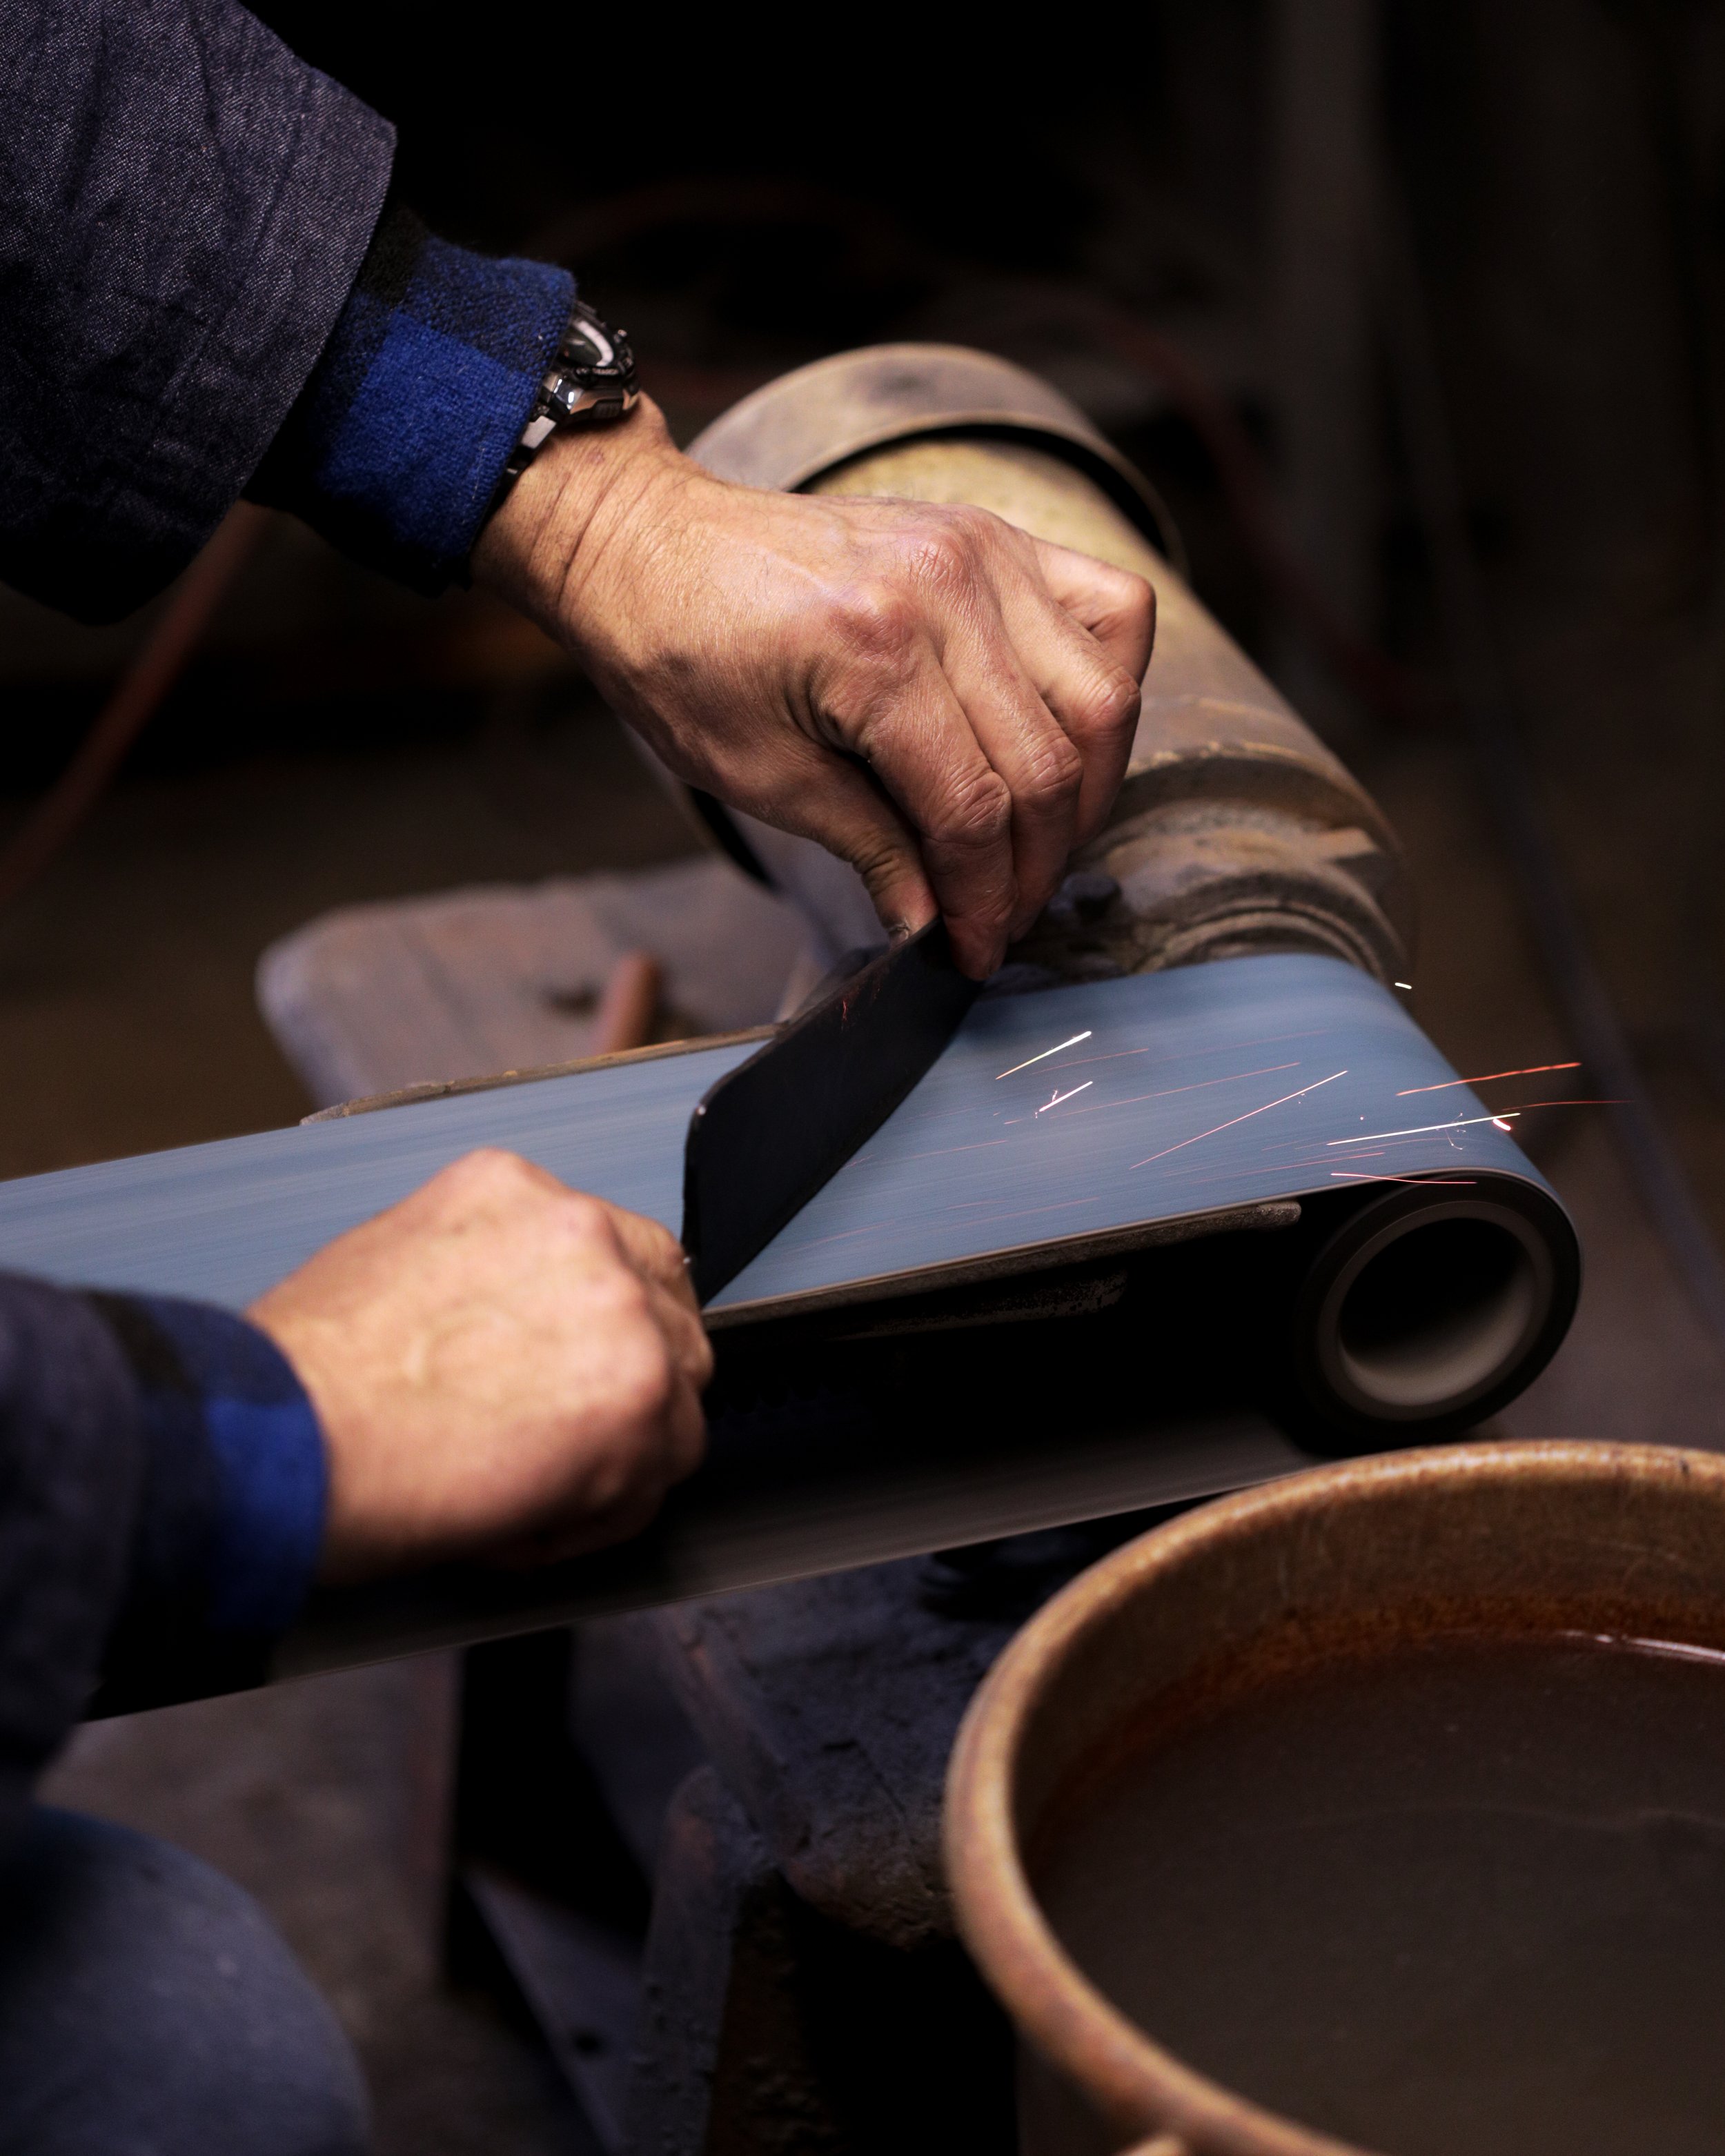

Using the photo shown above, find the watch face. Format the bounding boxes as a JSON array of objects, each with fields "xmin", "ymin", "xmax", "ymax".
[
  {"xmin": 567, "ymin": 317, "xmax": 617, "ymax": 370},
  {"xmin": 563, "ymin": 301, "xmax": 633, "ymax": 384}
]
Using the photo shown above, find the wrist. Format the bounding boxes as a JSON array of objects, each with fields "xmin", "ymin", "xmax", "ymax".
[
  {"xmin": 245, "ymin": 1296, "xmax": 380, "ymax": 1583},
  {"xmin": 471, "ymin": 393, "xmax": 691, "ymax": 639}
]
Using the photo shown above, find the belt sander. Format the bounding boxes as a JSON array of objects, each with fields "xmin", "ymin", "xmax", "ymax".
[{"xmin": 0, "ymin": 350, "xmax": 1579, "ymax": 1699}]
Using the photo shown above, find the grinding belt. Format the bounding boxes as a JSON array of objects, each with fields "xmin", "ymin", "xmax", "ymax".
[{"xmin": 0, "ymin": 953, "xmax": 1579, "ymax": 1701}]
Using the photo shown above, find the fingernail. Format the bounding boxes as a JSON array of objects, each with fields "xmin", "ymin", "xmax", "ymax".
[{"xmin": 886, "ymin": 919, "xmax": 915, "ymax": 945}]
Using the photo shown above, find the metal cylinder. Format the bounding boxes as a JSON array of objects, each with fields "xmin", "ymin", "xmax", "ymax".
[{"xmin": 688, "ymin": 345, "xmax": 1413, "ymax": 985}]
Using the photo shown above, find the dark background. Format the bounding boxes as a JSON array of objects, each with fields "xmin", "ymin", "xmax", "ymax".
[{"xmin": 17, "ymin": 5, "xmax": 1725, "ymax": 2149}]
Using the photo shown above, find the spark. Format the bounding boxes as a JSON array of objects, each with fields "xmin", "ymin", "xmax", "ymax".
[
  {"xmin": 1036, "ymin": 1081, "xmax": 1094, "ymax": 1115},
  {"xmin": 996, "ymin": 1031, "xmax": 1092, "ymax": 1080},
  {"xmin": 1332, "ymin": 1170, "xmax": 1477, "ymax": 1187},
  {"xmin": 1065, "ymin": 1061, "xmax": 1300, "ymax": 1114},
  {"xmin": 785, "ymin": 1220, "xmax": 891, "ymax": 1253},
  {"xmin": 1328, "ymin": 1109, "xmax": 1519, "ymax": 1148},
  {"xmin": 1130, "ymin": 1069, "xmax": 1348, "ymax": 1169},
  {"xmin": 853, "ymin": 1138, "xmax": 1010, "ymax": 1166},
  {"xmin": 1039, "ymin": 1024, "xmax": 1332, "ymax": 1080},
  {"xmin": 1394, "ymin": 981, "xmax": 1413, "ymax": 991},
  {"xmin": 1512, "ymin": 1098, "xmax": 1625, "ymax": 1109},
  {"xmin": 942, "ymin": 1195, "xmax": 1099, "ymax": 1230},
  {"xmin": 1397, "ymin": 1061, "xmax": 1579, "ymax": 1097},
  {"xmin": 1159, "ymin": 1154, "xmax": 1362, "ymax": 1189}
]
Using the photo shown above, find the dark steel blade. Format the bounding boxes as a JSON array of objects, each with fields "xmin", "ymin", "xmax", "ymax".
[{"xmin": 682, "ymin": 920, "xmax": 980, "ymax": 1303}]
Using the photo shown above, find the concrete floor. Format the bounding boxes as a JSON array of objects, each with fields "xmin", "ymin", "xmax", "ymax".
[{"xmin": 12, "ymin": 559, "xmax": 1725, "ymax": 2146}]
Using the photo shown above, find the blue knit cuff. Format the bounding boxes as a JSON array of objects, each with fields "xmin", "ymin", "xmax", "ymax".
[
  {"xmin": 248, "ymin": 199, "xmax": 575, "ymax": 593},
  {"xmin": 95, "ymin": 1295, "xmax": 328, "ymax": 1640},
  {"xmin": 202, "ymin": 1394, "xmax": 328, "ymax": 1636}
]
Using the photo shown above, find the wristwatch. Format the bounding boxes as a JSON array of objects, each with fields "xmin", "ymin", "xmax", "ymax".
[{"xmin": 485, "ymin": 299, "xmax": 638, "ymax": 518}]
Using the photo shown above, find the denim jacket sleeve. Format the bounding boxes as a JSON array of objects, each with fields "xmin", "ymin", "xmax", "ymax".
[
  {"xmin": 0, "ymin": 1274, "xmax": 327, "ymax": 1852},
  {"xmin": 0, "ymin": 0, "xmax": 395, "ymax": 622},
  {"xmin": 1, "ymin": 1, "xmax": 579, "ymax": 618}
]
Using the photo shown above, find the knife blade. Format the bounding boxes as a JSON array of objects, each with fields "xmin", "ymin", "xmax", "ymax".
[{"xmin": 682, "ymin": 919, "xmax": 980, "ymax": 1304}]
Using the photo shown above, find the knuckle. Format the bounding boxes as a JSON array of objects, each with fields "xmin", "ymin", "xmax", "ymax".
[
  {"xmin": 641, "ymin": 1216, "xmax": 687, "ymax": 1273},
  {"xmin": 829, "ymin": 582, "xmax": 918, "ymax": 666},
  {"xmin": 915, "ymin": 517, "xmax": 971, "ymax": 572},
  {"xmin": 1021, "ymin": 732, "xmax": 1085, "ymax": 809},
  {"xmin": 559, "ymin": 1190, "xmax": 614, "ymax": 1243},
  {"xmin": 566, "ymin": 1267, "xmax": 652, "ymax": 1364},
  {"xmin": 929, "ymin": 764, "xmax": 1012, "ymax": 851},
  {"xmin": 845, "ymin": 829, "xmax": 916, "ymax": 889},
  {"xmin": 582, "ymin": 1446, "xmax": 655, "ymax": 1521},
  {"xmin": 593, "ymin": 1323, "xmax": 677, "ymax": 1442},
  {"xmin": 1074, "ymin": 663, "xmax": 1142, "ymax": 737},
  {"xmin": 669, "ymin": 1406, "xmax": 709, "ymax": 1480},
  {"xmin": 599, "ymin": 1264, "xmax": 655, "ymax": 1325},
  {"xmin": 618, "ymin": 1353, "xmax": 677, "ymax": 1429},
  {"xmin": 938, "ymin": 503, "xmax": 994, "ymax": 550},
  {"xmin": 1103, "ymin": 562, "xmax": 1154, "ymax": 609},
  {"xmin": 448, "ymin": 1145, "xmax": 522, "ymax": 1189},
  {"xmin": 904, "ymin": 508, "xmax": 990, "ymax": 591},
  {"xmin": 687, "ymin": 1323, "xmax": 716, "ymax": 1387},
  {"xmin": 430, "ymin": 1146, "xmax": 547, "ymax": 1217}
]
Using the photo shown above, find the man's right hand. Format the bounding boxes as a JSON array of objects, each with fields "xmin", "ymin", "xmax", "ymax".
[
  {"xmin": 472, "ymin": 401, "xmax": 1155, "ymax": 982},
  {"xmin": 247, "ymin": 1149, "xmax": 711, "ymax": 1583}
]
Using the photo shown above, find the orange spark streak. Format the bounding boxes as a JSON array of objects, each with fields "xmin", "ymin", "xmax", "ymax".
[
  {"xmin": 1130, "ymin": 1069, "xmax": 1348, "ymax": 1169},
  {"xmin": 939, "ymin": 1195, "xmax": 1099, "ymax": 1230},
  {"xmin": 1396, "ymin": 1061, "xmax": 1579, "ymax": 1096},
  {"xmin": 1507, "ymin": 1098, "xmax": 1625, "ymax": 1110},
  {"xmin": 1160, "ymin": 1155, "xmax": 1359, "ymax": 1189},
  {"xmin": 851, "ymin": 1139, "xmax": 1010, "ymax": 1167},
  {"xmin": 782, "ymin": 1220, "xmax": 889, "ymax": 1253}
]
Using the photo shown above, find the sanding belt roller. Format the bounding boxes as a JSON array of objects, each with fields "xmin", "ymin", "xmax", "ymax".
[{"xmin": 0, "ymin": 349, "xmax": 1579, "ymax": 1705}]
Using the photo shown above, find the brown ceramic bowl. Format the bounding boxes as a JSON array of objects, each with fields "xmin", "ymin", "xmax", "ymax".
[{"xmin": 944, "ymin": 1441, "xmax": 1725, "ymax": 2156}]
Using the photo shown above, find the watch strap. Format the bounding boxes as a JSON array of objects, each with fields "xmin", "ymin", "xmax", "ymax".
[{"xmin": 488, "ymin": 299, "xmax": 639, "ymax": 510}]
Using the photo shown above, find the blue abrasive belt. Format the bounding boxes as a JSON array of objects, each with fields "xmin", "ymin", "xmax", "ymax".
[{"xmin": 0, "ymin": 953, "xmax": 1579, "ymax": 1691}]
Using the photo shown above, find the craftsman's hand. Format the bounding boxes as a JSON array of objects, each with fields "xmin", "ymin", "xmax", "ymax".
[
  {"xmin": 472, "ymin": 402, "xmax": 1154, "ymax": 978},
  {"xmin": 248, "ymin": 1149, "xmax": 711, "ymax": 1583}
]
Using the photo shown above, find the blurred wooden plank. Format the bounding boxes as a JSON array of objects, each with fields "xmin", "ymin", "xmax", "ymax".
[{"xmin": 257, "ymin": 857, "xmax": 810, "ymax": 1109}]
